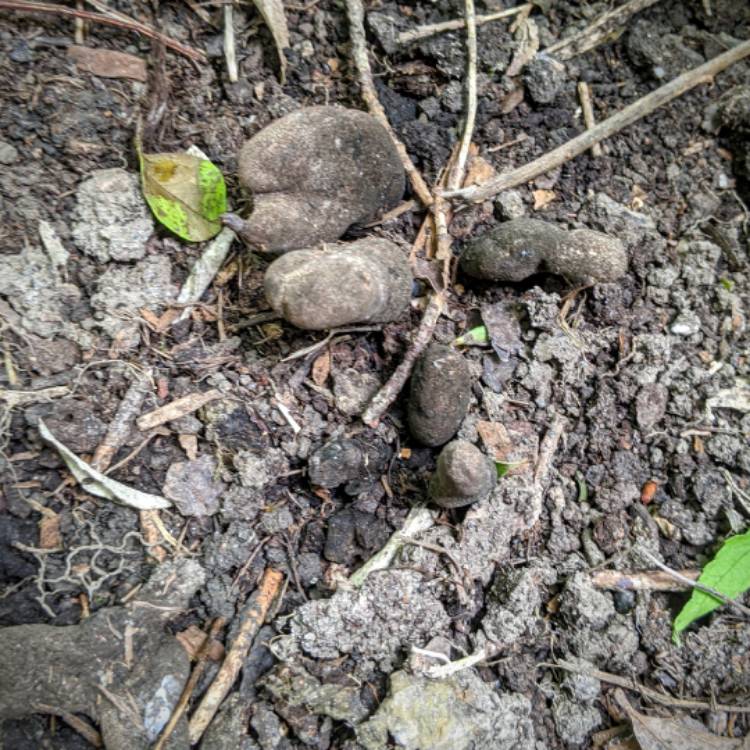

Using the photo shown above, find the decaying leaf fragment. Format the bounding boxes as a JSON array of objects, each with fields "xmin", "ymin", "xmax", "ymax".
[
  {"xmin": 38, "ymin": 418, "xmax": 172, "ymax": 511},
  {"xmin": 139, "ymin": 151, "xmax": 227, "ymax": 242},
  {"xmin": 615, "ymin": 689, "xmax": 743, "ymax": 749},
  {"xmin": 253, "ymin": 0, "xmax": 290, "ymax": 82}
]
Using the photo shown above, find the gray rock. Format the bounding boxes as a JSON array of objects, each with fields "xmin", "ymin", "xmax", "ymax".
[
  {"xmin": 232, "ymin": 106, "xmax": 405, "ymax": 252},
  {"xmin": 163, "ymin": 455, "xmax": 225, "ymax": 516},
  {"xmin": 264, "ymin": 238, "xmax": 411, "ymax": 330},
  {"xmin": 260, "ymin": 505, "xmax": 295, "ymax": 534},
  {"xmin": 559, "ymin": 572, "xmax": 615, "ymax": 630},
  {"xmin": 234, "ymin": 448, "xmax": 289, "ymax": 489},
  {"xmin": 429, "ymin": 440, "xmax": 496, "ymax": 509},
  {"xmin": 308, "ymin": 436, "xmax": 388, "ymax": 490},
  {"xmin": 357, "ymin": 670, "xmax": 534, "ymax": 750},
  {"xmin": 332, "ymin": 368, "xmax": 381, "ymax": 416},
  {"xmin": 289, "ymin": 570, "xmax": 449, "ymax": 671},
  {"xmin": 494, "ymin": 189, "xmax": 526, "ymax": 220},
  {"xmin": 0, "ymin": 141, "xmax": 19, "ymax": 165},
  {"xmin": 523, "ymin": 53, "xmax": 567, "ymax": 104},
  {"xmin": 635, "ymin": 383, "xmax": 669, "ymax": 431},
  {"xmin": 408, "ymin": 344, "xmax": 472, "ymax": 446},
  {"xmin": 72, "ymin": 168, "xmax": 154, "ymax": 262},
  {"xmin": 627, "ymin": 20, "xmax": 704, "ymax": 79},
  {"xmin": 552, "ymin": 693, "xmax": 601, "ymax": 747},
  {"xmin": 460, "ymin": 218, "xmax": 627, "ymax": 284}
]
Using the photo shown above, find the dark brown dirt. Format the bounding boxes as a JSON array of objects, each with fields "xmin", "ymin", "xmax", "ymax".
[{"xmin": 1, "ymin": 0, "xmax": 749, "ymax": 748}]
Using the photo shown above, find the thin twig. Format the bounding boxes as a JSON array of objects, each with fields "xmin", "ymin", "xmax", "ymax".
[
  {"xmin": 0, "ymin": 0, "xmax": 207, "ymax": 62},
  {"xmin": 361, "ymin": 293, "xmax": 444, "ymax": 426},
  {"xmin": 188, "ymin": 568, "xmax": 284, "ymax": 744},
  {"xmin": 591, "ymin": 568, "xmax": 700, "ymax": 592},
  {"xmin": 153, "ymin": 617, "xmax": 226, "ymax": 750},
  {"xmin": 398, "ymin": 3, "xmax": 531, "ymax": 45},
  {"xmin": 640, "ymin": 549, "xmax": 750, "ymax": 618},
  {"xmin": 448, "ymin": 0, "xmax": 477, "ymax": 189},
  {"xmin": 344, "ymin": 0, "xmax": 433, "ymax": 206},
  {"xmin": 577, "ymin": 81, "xmax": 603, "ymax": 157},
  {"xmin": 446, "ymin": 37, "xmax": 750, "ymax": 202},
  {"xmin": 224, "ymin": 2, "xmax": 238, "ymax": 82},
  {"xmin": 543, "ymin": 659, "xmax": 750, "ymax": 713},
  {"xmin": 545, "ymin": 0, "xmax": 660, "ymax": 61}
]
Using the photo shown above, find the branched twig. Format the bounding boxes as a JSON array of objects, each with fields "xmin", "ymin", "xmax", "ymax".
[
  {"xmin": 446, "ymin": 38, "xmax": 750, "ymax": 202},
  {"xmin": 398, "ymin": 3, "xmax": 531, "ymax": 46},
  {"xmin": 0, "ymin": 0, "xmax": 207, "ymax": 62},
  {"xmin": 344, "ymin": 0, "xmax": 433, "ymax": 206}
]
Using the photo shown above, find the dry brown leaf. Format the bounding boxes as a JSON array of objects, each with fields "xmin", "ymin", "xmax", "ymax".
[
  {"xmin": 500, "ymin": 87, "xmax": 525, "ymax": 114},
  {"xmin": 39, "ymin": 513, "xmax": 62, "ymax": 549},
  {"xmin": 615, "ymin": 689, "xmax": 742, "ymax": 750},
  {"xmin": 477, "ymin": 420, "xmax": 512, "ymax": 461},
  {"xmin": 533, "ymin": 189, "xmax": 557, "ymax": 210},
  {"xmin": 253, "ymin": 0, "xmax": 290, "ymax": 82},
  {"xmin": 311, "ymin": 351, "xmax": 331, "ymax": 386},
  {"xmin": 69, "ymin": 45, "xmax": 147, "ymax": 81},
  {"xmin": 178, "ymin": 434, "xmax": 199, "ymax": 461},
  {"xmin": 176, "ymin": 625, "xmax": 225, "ymax": 661},
  {"xmin": 463, "ymin": 153, "xmax": 496, "ymax": 187},
  {"xmin": 139, "ymin": 307, "xmax": 162, "ymax": 330}
]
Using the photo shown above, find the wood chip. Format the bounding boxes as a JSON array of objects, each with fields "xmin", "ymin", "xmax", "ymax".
[
  {"xmin": 176, "ymin": 625, "xmax": 225, "ymax": 662},
  {"xmin": 533, "ymin": 188, "xmax": 556, "ymax": 209},
  {"xmin": 68, "ymin": 45, "xmax": 147, "ymax": 81},
  {"xmin": 311, "ymin": 351, "xmax": 331, "ymax": 386},
  {"xmin": 136, "ymin": 390, "xmax": 220, "ymax": 432},
  {"xmin": 39, "ymin": 513, "xmax": 62, "ymax": 549},
  {"xmin": 178, "ymin": 434, "xmax": 198, "ymax": 461}
]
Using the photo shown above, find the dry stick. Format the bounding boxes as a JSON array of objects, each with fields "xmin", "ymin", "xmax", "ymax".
[
  {"xmin": 592, "ymin": 568, "xmax": 700, "ymax": 592},
  {"xmin": 153, "ymin": 617, "xmax": 226, "ymax": 750},
  {"xmin": 224, "ymin": 2, "xmax": 238, "ymax": 82},
  {"xmin": 577, "ymin": 81, "xmax": 603, "ymax": 157},
  {"xmin": 446, "ymin": 37, "xmax": 750, "ymax": 203},
  {"xmin": 136, "ymin": 389, "xmax": 221, "ymax": 431},
  {"xmin": 545, "ymin": 0, "xmax": 660, "ymax": 61},
  {"xmin": 640, "ymin": 549, "xmax": 750, "ymax": 619},
  {"xmin": 34, "ymin": 704, "xmax": 103, "ymax": 748},
  {"xmin": 188, "ymin": 568, "xmax": 284, "ymax": 744},
  {"xmin": 361, "ymin": 293, "xmax": 443, "ymax": 426},
  {"xmin": 448, "ymin": 0, "xmax": 477, "ymax": 190},
  {"xmin": 398, "ymin": 3, "xmax": 531, "ymax": 46},
  {"xmin": 0, "ymin": 0, "xmax": 207, "ymax": 62},
  {"xmin": 344, "ymin": 0, "xmax": 433, "ymax": 207},
  {"xmin": 543, "ymin": 660, "xmax": 750, "ymax": 714}
]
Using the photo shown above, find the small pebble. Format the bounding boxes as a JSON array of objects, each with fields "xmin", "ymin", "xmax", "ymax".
[
  {"xmin": 0, "ymin": 141, "xmax": 19, "ymax": 165},
  {"xmin": 613, "ymin": 589, "xmax": 636, "ymax": 614},
  {"xmin": 231, "ymin": 106, "xmax": 405, "ymax": 252},
  {"xmin": 407, "ymin": 344, "xmax": 472, "ymax": 447},
  {"xmin": 429, "ymin": 440, "xmax": 496, "ymax": 509},
  {"xmin": 264, "ymin": 238, "xmax": 411, "ymax": 330},
  {"xmin": 460, "ymin": 218, "xmax": 627, "ymax": 285},
  {"xmin": 523, "ymin": 54, "xmax": 567, "ymax": 105}
]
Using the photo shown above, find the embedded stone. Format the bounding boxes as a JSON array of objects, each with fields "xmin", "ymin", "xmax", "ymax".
[
  {"xmin": 429, "ymin": 440, "xmax": 496, "ymax": 509},
  {"xmin": 264, "ymin": 238, "xmax": 411, "ymax": 330},
  {"xmin": 408, "ymin": 344, "xmax": 471, "ymax": 447}
]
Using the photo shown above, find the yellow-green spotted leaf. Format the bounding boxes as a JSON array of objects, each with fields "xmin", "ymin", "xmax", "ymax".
[{"xmin": 139, "ymin": 151, "xmax": 227, "ymax": 242}]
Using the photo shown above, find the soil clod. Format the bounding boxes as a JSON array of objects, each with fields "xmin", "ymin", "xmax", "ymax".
[
  {"xmin": 231, "ymin": 106, "xmax": 406, "ymax": 252},
  {"xmin": 460, "ymin": 218, "xmax": 628, "ymax": 285}
]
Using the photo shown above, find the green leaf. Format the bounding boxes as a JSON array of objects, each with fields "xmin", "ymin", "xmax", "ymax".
[
  {"xmin": 139, "ymin": 150, "xmax": 227, "ymax": 242},
  {"xmin": 454, "ymin": 325, "xmax": 489, "ymax": 347},
  {"xmin": 495, "ymin": 460, "xmax": 525, "ymax": 479},
  {"xmin": 673, "ymin": 529, "xmax": 750, "ymax": 644}
]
